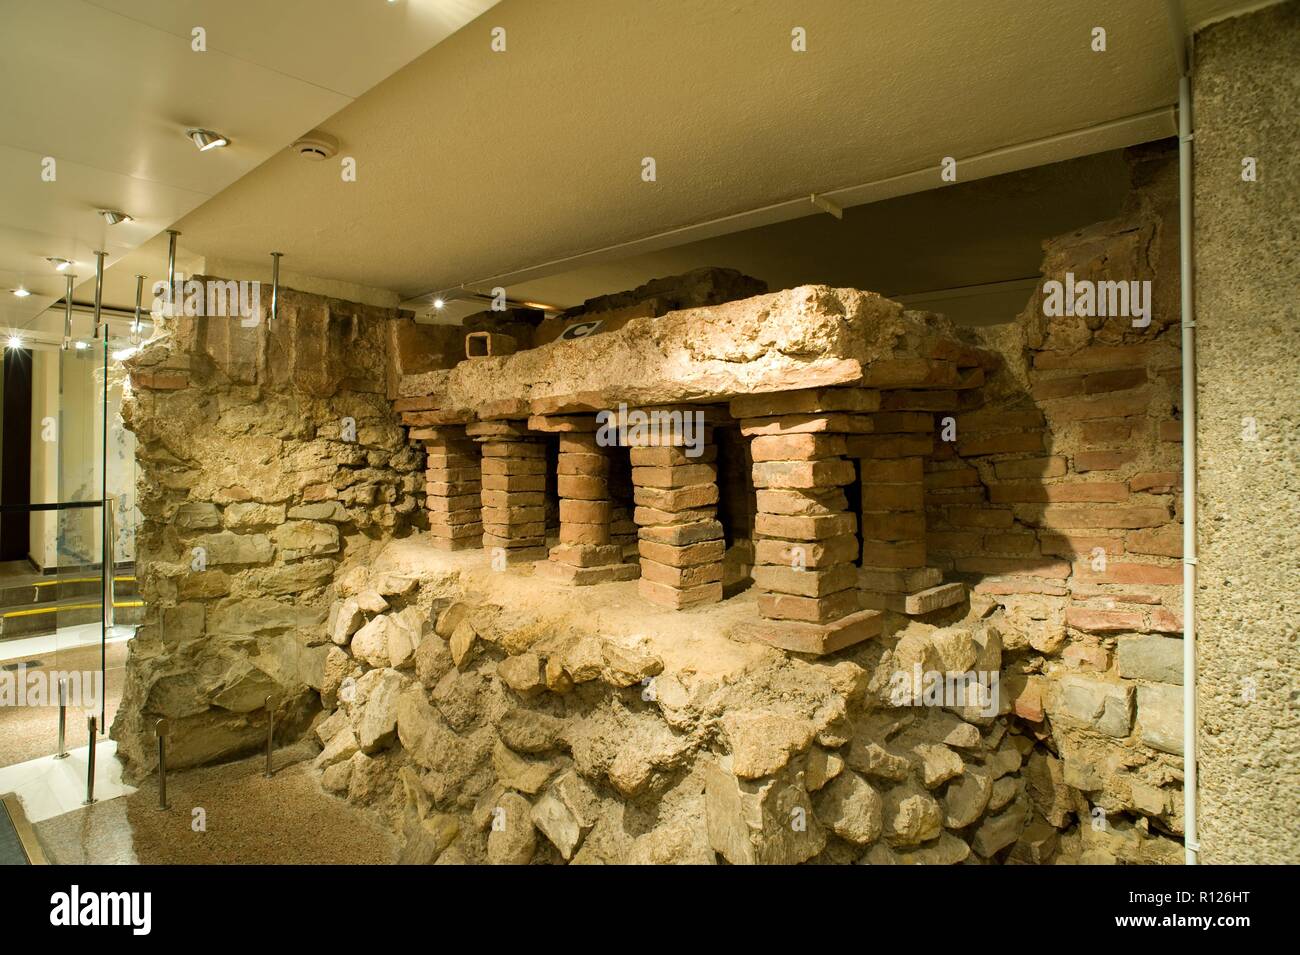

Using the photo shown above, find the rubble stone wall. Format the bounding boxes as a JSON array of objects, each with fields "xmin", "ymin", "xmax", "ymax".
[
  {"xmin": 112, "ymin": 286, "xmax": 428, "ymax": 773},
  {"xmin": 921, "ymin": 144, "xmax": 1189, "ymax": 860}
]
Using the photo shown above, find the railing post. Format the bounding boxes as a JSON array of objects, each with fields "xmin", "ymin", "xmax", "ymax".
[
  {"xmin": 156, "ymin": 718, "xmax": 169, "ymax": 810},
  {"xmin": 83, "ymin": 716, "xmax": 98, "ymax": 805},
  {"xmin": 53, "ymin": 677, "xmax": 69, "ymax": 759}
]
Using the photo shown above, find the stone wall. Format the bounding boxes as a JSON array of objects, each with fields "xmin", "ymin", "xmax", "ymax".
[
  {"xmin": 920, "ymin": 143, "xmax": 1188, "ymax": 861},
  {"xmin": 112, "ymin": 285, "xmax": 427, "ymax": 773},
  {"xmin": 1191, "ymin": 1, "xmax": 1300, "ymax": 865}
]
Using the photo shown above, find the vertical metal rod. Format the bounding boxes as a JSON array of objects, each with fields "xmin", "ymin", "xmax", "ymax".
[
  {"xmin": 91, "ymin": 251, "xmax": 107, "ymax": 339},
  {"xmin": 62, "ymin": 273, "xmax": 75, "ymax": 350},
  {"xmin": 132, "ymin": 274, "xmax": 144, "ymax": 344},
  {"xmin": 263, "ymin": 696, "xmax": 275, "ymax": 778},
  {"xmin": 54, "ymin": 677, "xmax": 69, "ymax": 759},
  {"xmin": 156, "ymin": 718, "xmax": 169, "ymax": 810},
  {"xmin": 103, "ymin": 497, "xmax": 116, "ymax": 632},
  {"xmin": 83, "ymin": 716, "xmax": 98, "ymax": 805},
  {"xmin": 269, "ymin": 252, "xmax": 283, "ymax": 322},
  {"xmin": 166, "ymin": 229, "xmax": 180, "ymax": 318}
]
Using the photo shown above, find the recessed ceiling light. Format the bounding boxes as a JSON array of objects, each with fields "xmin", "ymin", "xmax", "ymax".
[
  {"xmin": 99, "ymin": 209, "xmax": 131, "ymax": 225},
  {"xmin": 186, "ymin": 128, "xmax": 229, "ymax": 151},
  {"xmin": 11, "ymin": 288, "xmax": 31, "ymax": 298},
  {"xmin": 7, "ymin": 335, "xmax": 23, "ymax": 349},
  {"xmin": 433, "ymin": 298, "xmax": 445, "ymax": 309},
  {"xmin": 46, "ymin": 257, "xmax": 72, "ymax": 271}
]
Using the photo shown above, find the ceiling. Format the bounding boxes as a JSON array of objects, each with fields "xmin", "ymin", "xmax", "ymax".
[
  {"xmin": 3, "ymin": 0, "xmax": 1275, "ymax": 334},
  {"xmin": 0, "ymin": 0, "xmax": 498, "ymax": 331}
]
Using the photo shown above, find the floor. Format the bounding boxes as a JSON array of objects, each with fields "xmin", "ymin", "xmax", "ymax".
[{"xmin": 33, "ymin": 741, "xmax": 399, "ymax": 865}]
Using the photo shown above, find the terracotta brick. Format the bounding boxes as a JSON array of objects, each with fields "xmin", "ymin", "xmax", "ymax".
[
  {"xmin": 1070, "ymin": 584, "xmax": 1161, "ymax": 604},
  {"xmin": 750, "ymin": 434, "xmax": 846, "ymax": 461},
  {"xmin": 846, "ymin": 434, "xmax": 935, "ymax": 459},
  {"xmin": 955, "ymin": 557, "xmax": 1071, "ymax": 578},
  {"xmin": 560, "ymin": 522, "xmax": 611, "ymax": 545},
  {"xmin": 1066, "ymin": 607, "xmax": 1144, "ymax": 633},
  {"xmin": 1084, "ymin": 368, "xmax": 1148, "ymax": 394},
  {"xmin": 550, "ymin": 543, "xmax": 624, "ymax": 567},
  {"xmin": 972, "ymin": 579, "xmax": 1068, "ymax": 596},
  {"xmin": 560, "ymin": 500, "xmax": 611, "ymax": 523},
  {"xmin": 426, "ymin": 466, "xmax": 482, "ymax": 483},
  {"xmin": 482, "ymin": 457, "xmax": 546, "ymax": 476},
  {"xmin": 730, "ymin": 388, "xmax": 879, "ymax": 419},
  {"xmin": 1063, "ymin": 644, "xmax": 1111, "ymax": 672},
  {"xmin": 1012, "ymin": 678, "xmax": 1046, "ymax": 722},
  {"xmin": 1032, "ymin": 343, "xmax": 1167, "ymax": 371},
  {"xmin": 482, "ymin": 505, "xmax": 546, "ymax": 524},
  {"xmin": 868, "ymin": 412, "xmax": 935, "ymax": 433},
  {"xmin": 880, "ymin": 390, "xmax": 960, "ymax": 411},
  {"xmin": 757, "ymin": 588, "xmax": 861, "ymax": 623},
  {"xmin": 638, "ymin": 578, "xmax": 722, "ymax": 609},
  {"xmin": 924, "ymin": 467, "xmax": 981, "ymax": 489},
  {"xmin": 946, "ymin": 507, "xmax": 1013, "ymax": 529},
  {"xmin": 557, "ymin": 433, "xmax": 601, "ymax": 454},
  {"xmin": 639, "ymin": 557, "xmax": 724, "ymax": 588},
  {"xmin": 1126, "ymin": 526, "xmax": 1182, "ymax": 558},
  {"xmin": 1130, "ymin": 471, "xmax": 1180, "ymax": 493},
  {"xmin": 1081, "ymin": 418, "xmax": 1136, "ymax": 444},
  {"xmin": 1158, "ymin": 420, "xmax": 1183, "ymax": 442},
  {"xmin": 1018, "ymin": 505, "xmax": 1169, "ymax": 529},
  {"xmin": 1031, "ymin": 375, "xmax": 1085, "ymax": 400},
  {"xmin": 754, "ymin": 534, "xmax": 858, "ymax": 569},
  {"xmin": 629, "ymin": 445, "xmax": 716, "ymax": 466},
  {"xmin": 753, "ymin": 563, "xmax": 858, "ymax": 598},
  {"xmin": 924, "ymin": 488, "xmax": 986, "ymax": 506},
  {"xmin": 482, "ymin": 473, "xmax": 545, "ymax": 492},
  {"xmin": 1039, "ymin": 533, "xmax": 1124, "ymax": 557},
  {"xmin": 481, "ymin": 442, "xmax": 545, "ymax": 458},
  {"xmin": 633, "ymin": 484, "xmax": 718, "ymax": 511},
  {"xmin": 755, "ymin": 512, "xmax": 857, "ymax": 541},
  {"xmin": 989, "ymin": 482, "xmax": 1128, "ymax": 504},
  {"xmin": 956, "ymin": 431, "xmax": 1044, "ymax": 456},
  {"xmin": 754, "ymin": 488, "xmax": 847, "ymax": 516},
  {"xmin": 638, "ymin": 538, "xmax": 725, "ymax": 568},
  {"xmin": 425, "ymin": 480, "xmax": 481, "ymax": 496},
  {"xmin": 858, "ymin": 458, "xmax": 923, "ymax": 484},
  {"xmin": 751, "ymin": 459, "xmax": 856, "ymax": 489},
  {"xmin": 865, "ymin": 483, "xmax": 925, "ymax": 510},
  {"xmin": 632, "ymin": 463, "xmax": 717, "ymax": 489},
  {"xmin": 428, "ymin": 520, "xmax": 482, "ymax": 539},
  {"xmin": 632, "ymin": 504, "xmax": 714, "ymax": 526},
  {"xmin": 424, "ymin": 493, "xmax": 481, "ymax": 513},
  {"xmin": 1075, "ymin": 562, "xmax": 1182, "ymax": 586},
  {"xmin": 739, "ymin": 414, "xmax": 874, "ymax": 436},
  {"xmin": 955, "ymin": 409, "xmax": 1045, "ymax": 433},
  {"xmin": 482, "ymin": 521, "xmax": 546, "ymax": 539},
  {"xmin": 1046, "ymin": 390, "xmax": 1150, "ymax": 423},
  {"xmin": 859, "ymin": 539, "xmax": 926, "ymax": 569},
  {"xmin": 638, "ymin": 520, "xmax": 723, "ymax": 546},
  {"xmin": 557, "ymin": 475, "xmax": 609, "ymax": 500},
  {"xmin": 861, "ymin": 511, "xmax": 926, "ymax": 541},
  {"xmin": 858, "ymin": 566, "xmax": 942, "ymax": 593},
  {"xmin": 982, "ymin": 533, "xmax": 1038, "ymax": 555},
  {"xmin": 1073, "ymin": 450, "xmax": 1136, "ymax": 472},
  {"xmin": 481, "ymin": 489, "xmax": 544, "ymax": 508},
  {"xmin": 993, "ymin": 456, "xmax": 1067, "ymax": 480},
  {"xmin": 557, "ymin": 453, "xmax": 609, "ymax": 476},
  {"xmin": 859, "ymin": 358, "xmax": 959, "ymax": 389},
  {"xmin": 926, "ymin": 531, "xmax": 983, "ymax": 555},
  {"xmin": 1147, "ymin": 608, "xmax": 1184, "ymax": 633}
]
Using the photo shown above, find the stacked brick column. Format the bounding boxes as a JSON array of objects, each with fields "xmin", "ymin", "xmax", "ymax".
[
  {"xmin": 729, "ymin": 387, "xmax": 885, "ymax": 654},
  {"xmin": 533, "ymin": 416, "xmax": 640, "ymax": 584},
  {"xmin": 421, "ymin": 426, "xmax": 483, "ymax": 551},
  {"xmin": 849, "ymin": 413, "xmax": 964, "ymax": 614},
  {"xmin": 469, "ymin": 421, "xmax": 548, "ymax": 563},
  {"xmin": 630, "ymin": 409, "xmax": 724, "ymax": 609}
]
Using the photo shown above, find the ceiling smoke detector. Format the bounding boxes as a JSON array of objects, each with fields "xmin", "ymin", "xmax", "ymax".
[{"xmin": 292, "ymin": 131, "xmax": 339, "ymax": 161}]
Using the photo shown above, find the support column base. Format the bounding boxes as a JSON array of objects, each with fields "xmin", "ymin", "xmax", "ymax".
[{"xmin": 534, "ymin": 560, "xmax": 641, "ymax": 585}]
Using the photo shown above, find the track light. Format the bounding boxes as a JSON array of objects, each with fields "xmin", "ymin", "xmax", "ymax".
[
  {"xmin": 11, "ymin": 288, "xmax": 31, "ymax": 298},
  {"xmin": 99, "ymin": 209, "xmax": 131, "ymax": 225},
  {"xmin": 47, "ymin": 257, "xmax": 72, "ymax": 271},
  {"xmin": 186, "ymin": 128, "xmax": 229, "ymax": 151}
]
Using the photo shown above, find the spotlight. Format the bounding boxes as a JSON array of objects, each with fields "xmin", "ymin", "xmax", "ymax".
[
  {"xmin": 11, "ymin": 288, "xmax": 31, "ymax": 297},
  {"xmin": 7, "ymin": 335, "xmax": 23, "ymax": 349},
  {"xmin": 433, "ymin": 298, "xmax": 445, "ymax": 309},
  {"xmin": 47, "ymin": 257, "xmax": 72, "ymax": 271},
  {"xmin": 75, "ymin": 341, "xmax": 88, "ymax": 351},
  {"xmin": 99, "ymin": 209, "xmax": 132, "ymax": 225},
  {"xmin": 186, "ymin": 128, "xmax": 229, "ymax": 151}
]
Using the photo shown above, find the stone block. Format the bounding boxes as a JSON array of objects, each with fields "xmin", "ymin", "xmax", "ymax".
[
  {"xmin": 1059, "ymin": 675, "xmax": 1134, "ymax": 738},
  {"xmin": 729, "ymin": 607, "xmax": 884, "ymax": 655},
  {"xmin": 1136, "ymin": 683, "xmax": 1183, "ymax": 754}
]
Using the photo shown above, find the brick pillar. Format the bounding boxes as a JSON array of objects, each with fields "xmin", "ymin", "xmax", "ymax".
[
  {"xmin": 850, "ymin": 415, "xmax": 964, "ymax": 614},
  {"xmin": 750, "ymin": 434, "xmax": 860, "ymax": 622},
  {"xmin": 727, "ymin": 387, "xmax": 884, "ymax": 655},
  {"xmin": 536, "ymin": 424, "xmax": 640, "ymax": 584},
  {"xmin": 422, "ymin": 426, "xmax": 482, "ymax": 550},
  {"xmin": 630, "ymin": 410, "xmax": 723, "ymax": 609},
  {"xmin": 471, "ymin": 421, "xmax": 548, "ymax": 562}
]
